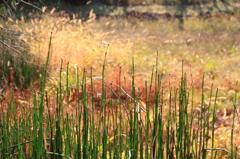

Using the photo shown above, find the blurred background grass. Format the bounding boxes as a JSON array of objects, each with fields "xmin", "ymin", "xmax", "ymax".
[
  {"xmin": 0, "ymin": 0, "xmax": 240, "ymax": 156},
  {"xmin": 1, "ymin": 0, "xmax": 239, "ymax": 92}
]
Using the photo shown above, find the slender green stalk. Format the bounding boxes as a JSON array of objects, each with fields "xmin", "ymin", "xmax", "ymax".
[
  {"xmin": 203, "ymin": 84, "xmax": 213, "ymax": 159},
  {"xmin": 82, "ymin": 69, "xmax": 89, "ymax": 159},
  {"xmin": 211, "ymin": 89, "xmax": 218, "ymax": 159},
  {"xmin": 90, "ymin": 67, "xmax": 96, "ymax": 159},
  {"xmin": 101, "ymin": 45, "xmax": 108, "ymax": 159},
  {"xmin": 230, "ymin": 91, "xmax": 237, "ymax": 159},
  {"xmin": 145, "ymin": 80, "xmax": 149, "ymax": 159}
]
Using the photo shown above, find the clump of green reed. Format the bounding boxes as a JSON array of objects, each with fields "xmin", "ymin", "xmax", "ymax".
[
  {"xmin": 0, "ymin": 40, "xmax": 238, "ymax": 158},
  {"xmin": 0, "ymin": 28, "xmax": 41, "ymax": 89}
]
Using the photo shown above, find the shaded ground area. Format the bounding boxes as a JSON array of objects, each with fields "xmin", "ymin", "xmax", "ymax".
[{"xmin": 4, "ymin": 0, "xmax": 239, "ymax": 21}]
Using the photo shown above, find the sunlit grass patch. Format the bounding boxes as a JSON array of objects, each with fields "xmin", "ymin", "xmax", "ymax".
[
  {"xmin": 3, "ymin": 11, "xmax": 238, "ymax": 89},
  {"xmin": 1, "ymin": 1, "xmax": 240, "ymax": 158}
]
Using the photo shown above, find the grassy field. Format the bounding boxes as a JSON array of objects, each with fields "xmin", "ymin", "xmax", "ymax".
[{"xmin": 0, "ymin": 1, "xmax": 240, "ymax": 158}]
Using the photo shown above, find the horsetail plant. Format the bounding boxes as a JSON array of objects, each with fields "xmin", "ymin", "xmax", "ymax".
[{"xmin": 0, "ymin": 44, "xmax": 238, "ymax": 159}]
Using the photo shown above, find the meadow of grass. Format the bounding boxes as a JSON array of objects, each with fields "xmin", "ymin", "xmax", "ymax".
[
  {"xmin": 0, "ymin": 2, "xmax": 240, "ymax": 158},
  {"xmin": 7, "ymin": 8, "xmax": 239, "ymax": 94}
]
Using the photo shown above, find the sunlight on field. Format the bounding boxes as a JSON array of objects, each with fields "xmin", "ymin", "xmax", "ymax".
[
  {"xmin": 1, "ymin": 2, "xmax": 240, "ymax": 157},
  {"xmin": 3, "ymin": 3, "xmax": 240, "ymax": 113},
  {"xmin": 8, "ymin": 12, "xmax": 239, "ymax": 89}
]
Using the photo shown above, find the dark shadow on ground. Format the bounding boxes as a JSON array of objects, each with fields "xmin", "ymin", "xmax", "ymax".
[{"xmin": 4, "ymin": 0, "xmax": 239, "ymax": 23}]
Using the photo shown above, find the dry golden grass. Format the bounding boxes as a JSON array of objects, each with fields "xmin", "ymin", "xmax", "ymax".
[
  {"xmin": 4, "ymin": 9, "xmax": 240, "ymax": 98},
  {"xmin": 2, "ymin": 13, "xmax": 237, "ymax": 109}
]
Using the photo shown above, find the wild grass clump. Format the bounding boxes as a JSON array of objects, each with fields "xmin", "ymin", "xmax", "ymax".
[
  {"xmin": 0, "ymin": 26, "xmax": 41, "ymax": 89},
  {"xmin": 0, "ymin": 38, "xmax": 239, "ymax": 158}
]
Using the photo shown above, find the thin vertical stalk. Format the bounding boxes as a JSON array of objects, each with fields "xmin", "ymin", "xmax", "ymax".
[
  {"xmin": 101, "ymin": 45, "xmax": 108, "ymax": 159},
  {"xmin": 82, "ymin": 69, "xmax": 89, "ymax": 159},
  {"xmin": 211, "ymin": 89, "xmax": 218, "ymax": 159},
  {"xmin": 230, "ymin": 91, "xmax": 237, "ymax": 159}
]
